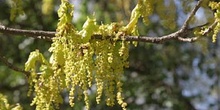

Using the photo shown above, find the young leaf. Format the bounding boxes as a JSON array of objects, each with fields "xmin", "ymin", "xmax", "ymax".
[{"xmin": 79, "ymin": 17, "xmax": 99, "ymax": 43}]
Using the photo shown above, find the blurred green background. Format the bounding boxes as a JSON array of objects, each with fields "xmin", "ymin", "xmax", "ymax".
[{"xmin": 0, "ymin": 0, "xmax": 219, "ymax": 110}]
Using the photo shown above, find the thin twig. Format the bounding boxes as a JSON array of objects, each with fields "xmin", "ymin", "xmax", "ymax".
[
  {"xmin": 0, "ymin": 52, "xmax": 30, "ymax": 78},
  {"xmin": 202, "ymin": 20, "xmax": 218, "ymax": 35},
  {"xmin": 182, "ymin": 0, "xmax": 204, "ymax": 29},
  {"xmin": 177, "ymin": 37, "xmax": 198, "ymax": 42}
]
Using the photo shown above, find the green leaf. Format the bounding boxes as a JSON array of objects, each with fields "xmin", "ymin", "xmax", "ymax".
[
  {"xmin": 79, "ymin": 17, "xmax": 99, "ymax": 43},
  {"xmin": 25, "ymin": 50, "xmax": 49, "ymax": 72}
]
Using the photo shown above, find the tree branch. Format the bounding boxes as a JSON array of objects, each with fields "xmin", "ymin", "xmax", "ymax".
[
  {"xmin": 0, "ymin": 0, "xmax": 205, "ymax": 75},
  {"xmin": 0, "ymin": 0, "xmax": 205, "ymax": 44},
  {"xmin": 0, "ymin": 25, "xmax": 54, "ymax": 41},
  {"xmin": 202, "ymin": 20, "xmax": 218, "ymax": 35},
  {"xmin": 0, "ymin": 0, "xmax": 204, "ymax": 44},
  {"xmin": 0, "ymin": 52, "xmax": 30, "ymax": 78},
  {"xmin": 182, "ymin": 0, "xmax": 204, "ymax": 29},
  {"xmin": 0, "ymin": 25, "xmax": 199, "ymax": 43}
]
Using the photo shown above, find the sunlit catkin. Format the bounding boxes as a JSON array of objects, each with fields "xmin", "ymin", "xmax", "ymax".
[{"xmin": 24, "ymin": 0, "xmax": 152, "ymax": 109}]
